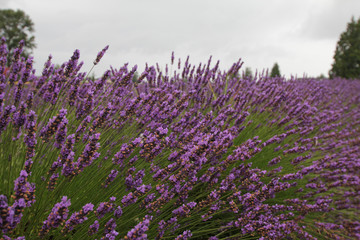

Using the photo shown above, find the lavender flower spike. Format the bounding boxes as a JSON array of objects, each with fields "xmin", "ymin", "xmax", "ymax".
[
  {"xmin": 64, "ymin": 49, "xmax": 80, "ymax": 77},
  {"xmin": 39, "ymin": 196, "xmax": 71, "ymax": 236},
  {"xmin": 124, "ymin": 215, "xmax": 153, "ymax": 240},
  {"xmin": 175, "ymin": 230, "xmax": 192, "ymax": 240},
  {"xmin": 75, "ymin": 132, "xmax": 101, "ymax": 174},
  {"xmin": 63, "ymin": 203, "xmax": 94, "ymax": 233},
  {"xmin": 102, "ymin": 169, "xmax": 119, "ymax": 188},
  {"xmin": 88, "ymin": 220, "xmax": 100, "ymax": 236},
  {"xmin": 94, "ymin": 45, "xmax": 109, "ymax": 65},
  {"xmin": 40, "ymin": 108, "xmax": 67, "ymax": 142}
]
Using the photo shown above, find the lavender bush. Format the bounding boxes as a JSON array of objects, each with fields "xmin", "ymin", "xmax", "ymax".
[{"xmin": 0, "ymin": 39, "xmax": 359, "ymax": 239}]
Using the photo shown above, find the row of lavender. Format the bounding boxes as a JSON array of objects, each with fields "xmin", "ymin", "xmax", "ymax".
[{"xmin": 0, "ymin": 39, "xmax": 359, "ymax": 239}]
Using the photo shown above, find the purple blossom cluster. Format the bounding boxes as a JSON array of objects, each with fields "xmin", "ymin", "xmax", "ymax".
[
  {"xmin": 0, "ymin": 196, "xmax": 26, "ymax": 234},
  {"xmin": 39, "ymin": 196, "xmax": 71, "ymax": 236},
  {"xmin": 101, "ymin": 218, "xmax": 118, "ymax": 240},
  {"xmin": 95, "ymin": 196, "xmax": 116, "ymax": 219},
  {"xmin": 62, "ymin": 203, "xmax": 94, "ymax": 233},
  {"xmin": 0, "ymin": 40, "xmax": 359, "ymax": 239},
  {"xmin": 124, "ymin": 215, "xmax": 153, "ymax": 240},
  {"xmin": 75, "ymin": 132, "xmax": 101, "ymax": 174},
  {"xmin": 39, "ymin": 108, "xmax": 67, "ymax": 142},
  {"xmin": 12, "ymin": 170, "xmax": 35, "ymax": 207},
  {"xmin": 93, "ymin": 45, "xmax": 109, "ymax": 65},
  {"xmin": 102, "ymin": 169, "xmax": 119, "ymax": 188}
]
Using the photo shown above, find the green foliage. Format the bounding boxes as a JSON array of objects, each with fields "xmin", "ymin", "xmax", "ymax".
[
  {"xmin": 0, "ymin": 9, "xmax": 36, "ymax": 64},
  {"xmin": 132, "ymin": 71, "xmax": 139, "ymax": 83},
  {"xmin": 329, "ymin": 16, "xmax": 360, "ymax": 79},
  {"xmin": 270, "ymin": 62, "xmax": 281, "ymax": 77},
  {"xmin": 316, "ymin": 73, "xmax": 326, "ymax": 80},
  {"xmin": 243, "ymin": 67, "xmax": 253, "ymax": 79}
]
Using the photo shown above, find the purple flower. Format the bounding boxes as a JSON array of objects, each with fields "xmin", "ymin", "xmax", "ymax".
[
  {"xmin": 0, "ymin": 36, "xmax": 8, "ymax": 55},
  {"xmin": 12, "ymin": 102, "xmax": 27, "ymax": 131},
  {"xmin": 40, "ymin": 196, "xmax": 71, "ymax": 236},
  {"xmin": 114, "ymin": 206, "xmax": 123, "ymax": 218},
  {"xmin": 20, "ymin": 56, "xmax": 33, "ymax": 84},
  {"xmin": 95, "ymin": 196, "xmax": 116, "ymax": 219},
  {"xmin": 104, "ymin": 218, "xmax": 117, "ymax": 235},
  {"xmin": 112, "ymin": 140, "xmax": 139, "ymax": 166},
  {"xmin": 39, "ymin": 108, "xmax": 67, "ymax": 142},
  {"xmin": 2, "ymin": 235, "xmax": 25, "ymax": 240},
  {"xmin": 64, "ymin": 49, "xmax": 80, "ymax": 77},
  {"xmin": 75, "ymin": 133, "xmax": 101, "ymax": 174},
  {"xmin": 156, "ymin": 126, "xmax": 168, "ymax": 136},
  {"xmin": 63, "ymin": 203, "xmax": 94, "ymax": 233},
  {"xmin": 94, "ymin": 70, "xmax": 111, "ymax": 92},
  {"xmin": 124, "ymin": 215, "xmax": 152, "ymax": 240},
  {"xmin": 102, "ymin": 169, "xmax": 119, "ymax": 188},
  {"xmin": 24, "ymin": 110, "xmax": 37, "ymax": 162},
  {"xmin": 94, "ymin": 45, "xmax": 109, "ymax": 65},
  {"xmin": 61, "ymin": 151, "xmax": 76, "ymax": 177},
  {"xmin": 171, "ymin": 51, "xmax": 175, "ymax": 65},
  {"xmin": 101, "ymin": 229, "xmax": 119, "ymax": 240},
  {"xmin": 13, "ymin": 170, "xmax": 35, "ymax": 207},
  {"xmin": 47, "ymin": 173, "xmax": 59, "ymax": 190},
  {"xmin": 2, "ymin": 198, "xmax": 26, "ymax": 233},
  {"xmin": 175, "ymin": 230, "xmax": 192, "ymax": 240},
  {"xmin": 54, "ymin": 118, "xmax": 68, "ymax": 149},
  {"xmin": 76, "ymin": 88, "xmax": 94, "ymax": 119},
  {"xmin": 0, "ymin": 194, "xmax": 9, "ymax": 226},
  {"xmin": 121, "ymin": 192, "xmax": 138, "ymax": 207},
  {"xmin": 75, "ymin": 115, "xmax": 92, "ymax": 142},
  {"xmin": 268, "ymin": 156, "xmax": 281, "ymax": 166},
  {"xmin": 12, "ymin": 40, "xmax": 24, "ymax": 62},
  {"xmin": 172, "ymin": 202, "xmax": 197, "ymax": 217},
  {"xmin": 90, "ymin": 102, "xmax": 112, "ymax": 133},
  {"xmin": 88, "ymin": 220, "xmax": 100, "ymax": 236},
  {"xmin": 129, "ymin": 155, "xmax": 139, "ymax": 164},
  {"xmin": 0, "ymin": 105, "xmax": 16, "ymax": 135},
  {"xmin": 125, "ymin": 169, "xmax": 145, "ymax": 190},
  {"xmin": 58, "ymin": 134, "xmax": 75, "ymax": 164},
  {"xmin": 67, "ymin": 76, "xmax": 81, "ymax": 106}
]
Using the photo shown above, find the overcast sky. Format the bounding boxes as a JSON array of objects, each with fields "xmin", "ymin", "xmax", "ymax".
[{"xmin": 1, "ymin": 0, "xmax": 360, "ymax": 78}]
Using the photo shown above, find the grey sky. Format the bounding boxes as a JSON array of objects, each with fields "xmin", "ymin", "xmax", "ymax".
[{"xmin": 1, "ymin": 0, "xmax": 360, "ymax": 78}]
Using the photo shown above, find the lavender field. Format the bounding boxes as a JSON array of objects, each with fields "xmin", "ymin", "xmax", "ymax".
[{"xmin": 0, "ymin": 40, "xmax": 359, "ymax": 240}]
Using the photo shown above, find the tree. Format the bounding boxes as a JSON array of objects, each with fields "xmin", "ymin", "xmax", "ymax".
[
  {"xmin": 0, "ymin": 9, "xmax": 36, "ymax": 63},
  {"xmin": 329, "ymin": 16, "xmax": 360, "ymax": 79},
  {"xmin": 243, "ymin": 67, "xmax": 253, "ymax": 79},
  {"xmin": 132, "ymin": 71, "xmax": 139, "ymax": 83},
  {"xmin": 316, "ymin": 73, "xmax": 326, "ymax": 80},
  {"xmin": 270, "ymin": 62, "xmax": 281, "ymax": 77}
]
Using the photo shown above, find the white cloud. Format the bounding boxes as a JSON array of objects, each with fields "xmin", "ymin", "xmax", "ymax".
[
  {"xmin": 0, "ymin": 0, "xmax": 11, "ymax": 7},
  {"xmin": 299, "ymin": 0, "xmax": 360, "ymax": 40},
  {"xmin": 2, "ymin": 0, "xmax": 360, "ymax": 78}
]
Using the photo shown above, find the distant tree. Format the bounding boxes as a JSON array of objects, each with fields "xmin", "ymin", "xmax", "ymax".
[
  {"xmin": 316, "ymin": 73, "xmax": 326, "ymax": 80},
  {"xmin": 0, "ymin": 9, "xmax": 36, "ymax": 64},
  {"xmin": 243, "ymin": 67, "xmax": 253, "ymax": 79},
  {"xmin": 132, "ymin": 71, "xmax": 139, "ymax": 83},
  {"xmin": 270, "ymin": 62, "xmax": 281, "ymax": 77},
  {"xmin": 329, "ymin": 16, "xmax": 360, "ymax": 79},
  {"xmin": 88, "ymin": 72, "xmax": 96, "ymax": 82}
]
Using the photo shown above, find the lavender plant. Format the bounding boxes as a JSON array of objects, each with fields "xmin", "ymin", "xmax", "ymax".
[{"xmin": 0, "ymin": 39, "xmax": 359, "ymax": 240}]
